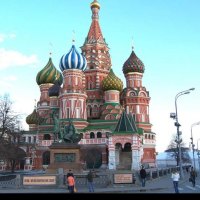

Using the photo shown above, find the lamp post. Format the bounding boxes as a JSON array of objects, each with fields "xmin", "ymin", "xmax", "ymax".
[
  {"xmin": 197, "ymin": 139, "xmax": 200, "ymax": 172},
  {"xmin": 191, "ymin": 121, "xmax": 200, "ymax": 172},
  {"xmin": 170, "ymin": 87, "xmax": 195, "ymax": 179}
]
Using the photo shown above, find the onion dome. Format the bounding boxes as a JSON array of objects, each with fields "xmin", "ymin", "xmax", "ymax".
[
  {"xmin": 102, "ymin": 69, "xmax": 123, "ymax": 92},
  {"xmin": 59, "ymin": 45, "xmax": 87, "ymax": 72},
  {"xmin": 36, "ymin": 57, "xmax": 63, "ymax": 86},
  {"xmin": 122, "ymin": 50, "xmax": 145, "ymax": 74},
  {"xmin": 26, "ymin": 109, "xmax": 38, "ymax": 125},
  {"xmin": 90, "ymin": 0, "xmax": 100, "ymax": 10},
  {"xmin": 48, "ymin": 80, "xmax": 61, "ymax": 97}
]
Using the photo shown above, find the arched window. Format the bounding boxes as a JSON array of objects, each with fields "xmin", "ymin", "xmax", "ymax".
[
  {"xmin": 115, "ymin": 143, "xmax": 122, "ymax": 150},
  {"xmin": 152, "ymin": 135, "xmax": 154, "ymax": 139},
  {"xmin": 148, "ymin": 134, "xmax": 151, "ymax": 139},
  {"xmin": 87, "ymin": 105, "xmax": 92, "ymax": 117},
  {"xmin": 97, "ymin": 132, "xmax": 102, "ymax": 138},
  {"xmin": 90, "ymin": 132, "xmax": 95, "ymax": 139},
  {"xmin": 88, "ymin": 82, "xmax": 93, "ymax": 90},
  {"xmin": 43, "ymin": 134, "xmax": 51, "ymax": 140},
  {"xmin": 123, "ymin": 143, "xmax": 132, "ymax": 152},
  {"xmin": 145, "ymin": 134, "xmax": 147, "ymax": 139},
  {"xmin": 80, "ymin": 133, "xmax": 83, "ymax": 139}
]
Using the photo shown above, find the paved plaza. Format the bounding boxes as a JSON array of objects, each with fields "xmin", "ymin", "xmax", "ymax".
[{"xmin": 0, "ymin": 171, "xmax": 199, "ymax": 194}]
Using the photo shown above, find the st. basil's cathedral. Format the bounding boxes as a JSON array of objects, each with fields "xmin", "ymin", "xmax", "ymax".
[{"xmin": 24, "ymin": 0, "xmax": 156, "ymax": 171}]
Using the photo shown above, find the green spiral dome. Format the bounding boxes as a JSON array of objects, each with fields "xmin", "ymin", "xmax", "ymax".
[
  {"xmin": 102, "ymin": 69, "xmax": 123, "ymax": 92},
  {"xmin": 122, "ymin": 50, "xmax": 145, "ymax": 74},
  {"xmin": 36, "ymin": 57, "xmax": 63, "ymax": 85},
  {"xmin": 26, "ymin": 109, "xmax": 38, "ymax": 125}
]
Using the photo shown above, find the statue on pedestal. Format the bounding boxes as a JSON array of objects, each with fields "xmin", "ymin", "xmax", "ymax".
[
  {"xmin": 63, "ymin": 120, "xmax": 81, "ymax": 143},
  {"xmin": 52, "ymin": 110, "xmax": 81, "ymax": 144},
  {"xmin": 52, "ymin": 111, "xmax": 63, "ymax": 142}
]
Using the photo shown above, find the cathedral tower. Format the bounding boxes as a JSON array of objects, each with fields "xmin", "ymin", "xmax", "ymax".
[
  {"xmin": 59, "ymin": 44, "xmax": 88, "ymax": 129},
  {"xmin": 81, "ymin": 0, "xmax": 112, "ymax": 119},
  {"xmin": 121, "ymin": 47, "xmax": 156, "ymax": 167}
]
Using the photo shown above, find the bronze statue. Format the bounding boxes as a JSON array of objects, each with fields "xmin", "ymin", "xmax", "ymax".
[
  {"xmin": 52, "ymin": 111, "xmax": 81, "ymax": 144},
  {"xmin": 63, "ymin": 120, "xmax": 81, "ymax": 143},
  {"xmin": 52, "ymin": 111, "xmax": 63, "ymax": 142}
]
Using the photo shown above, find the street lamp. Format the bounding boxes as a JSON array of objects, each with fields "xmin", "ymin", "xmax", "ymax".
[
  {"xmin": 197, "ymin": 139, "xmax": 200, "ymax": 172},
  {"xmin": 170, "ymin": 87, "xmax": 195, "ymax": 179},
  {"xmin": 191, "ymin": 121, "xmax": 200, "ymax": 172}
]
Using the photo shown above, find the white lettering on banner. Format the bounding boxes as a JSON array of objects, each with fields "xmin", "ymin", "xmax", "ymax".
[
  {"xmin": 114, "ymin": 174, "xmax": 133, "ymax": 184},
  {"xmin": 23, "ymin": 176, "xmax": 56, "ymax": 185}
]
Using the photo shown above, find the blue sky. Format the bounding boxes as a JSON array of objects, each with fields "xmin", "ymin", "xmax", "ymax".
[{"xmin": 0, "ymin": 0, "xmax": 200, "ymax": 152}]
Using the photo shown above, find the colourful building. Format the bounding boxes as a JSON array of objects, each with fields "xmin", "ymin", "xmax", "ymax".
[{"xmin": 24, "ymin": 0, "xmax": 156, "ymax": 171}]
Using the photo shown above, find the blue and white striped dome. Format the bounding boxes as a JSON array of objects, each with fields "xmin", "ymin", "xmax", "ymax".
[{"xmin": 59, "ymin": 45, "xmax": 87, "ymax": 72}]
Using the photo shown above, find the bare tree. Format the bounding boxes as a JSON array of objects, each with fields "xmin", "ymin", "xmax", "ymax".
[
  {"xmin": 165, "ymin": 134, "xmax": 191, "ymax": 166},
  {"xmin": 0, "ymin": 94, "xmax": 26, "ymax": 172},
  {"xmin": 81, "ymin": 147, "xmax": 102, "ymax": 169}
]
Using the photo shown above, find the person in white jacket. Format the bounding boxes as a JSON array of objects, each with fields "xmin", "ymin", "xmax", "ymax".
[{"xmin": 171, "ymin": 170, "xmax": 180, "ymax": 193}]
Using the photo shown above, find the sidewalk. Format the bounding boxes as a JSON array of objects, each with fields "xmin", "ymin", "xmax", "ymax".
[{"xmin": 0, "ymin": 172, "xmax": 190, "ymax": 193}]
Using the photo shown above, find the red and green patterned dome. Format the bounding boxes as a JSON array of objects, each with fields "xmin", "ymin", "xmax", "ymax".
[
  {"xmin": 26, "ymin": 109, "xmax": 38, "ymax": 125},
  {"xmin": 36, "ymin": 57, "xmax": 63, "ymax": 86},
  {"xmin": 123, "ymin": 50, "xmax": 145, "ymax": 74},
  {"xmin": 102, "ymin": 69, "xmax": 123, "ymax": 92}
]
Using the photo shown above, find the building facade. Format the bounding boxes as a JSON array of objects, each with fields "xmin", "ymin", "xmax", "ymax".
[{"xmin": 23, "ymin": 0, "xmax": 156, "ymax": 171}]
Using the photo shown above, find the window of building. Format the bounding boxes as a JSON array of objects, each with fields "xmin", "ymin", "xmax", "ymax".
[
  {"xmin": 87, "ymin": 106, "xmax": 92, "ymax": 117},
  {"xmin": 75, "ymin": 77, "xmax": 78, "ymax": 85},
  {"xmin": 42, "ymin": 151, "xmax": 50, "ymax": 165},
  {"xmin": 80, "ymin": 133, "xmax": 83, "ymax": 139},
  {"xmin": 34, "ymin": 136, "xmax": 37, "ymax": 143},
  {"xmin": 123, "ymin": 143, "xmax": 132, "ymax": 152},
  {"xmin": 76, "ymin": 108, "xmax": 80, "ymax": 118},
  {"xmin": 66, "ymin": 108, "xmax": 70, "ymax": 118},
  {"xmin": 97, "ymin": 132, "xmax": 102, "ymax": 138},
  {"xmin": 90, "ymin": 132, "xmax": 95, "ymax": 139},
  {"xmin": 43, "ymin": 134, "xmax": 51, "ymax": 140}
]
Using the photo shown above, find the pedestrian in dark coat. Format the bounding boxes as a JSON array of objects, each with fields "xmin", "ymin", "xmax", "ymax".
[
  {"xmin": 140, "ymin": 166, "xmax": 147, "ymax": 187},
  {"xmin": 87, "ymin": 170, "xmax": 94, "ymax": 192},
  {"xmin": 190, "ymin": 167, "xmax": 197, "ymax": 187}
]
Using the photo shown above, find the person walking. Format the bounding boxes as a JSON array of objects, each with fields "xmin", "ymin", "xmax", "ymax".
[
  {"xmin": 67, "ymin": 169, "xmax": 74, "ymax": 178},
  {"xmin": 67, "ymin": 173, "xmax": 75, "ymax": 193},
  {"xmin": 140, "ymin": 165, "xmax": 147, "ymax": 187},
  {"xmin": 186, "ymin": 166, "xmax": 189, "ymax": 173},
  {"xmin": 87, "ymin": 170, "xmax": 95, "ymax": 192},
  {"xmin": 190, "ymin": 167, "xmax": 197, "ymax": 187},
  {"xmin": 171, "ymin": 169, "xmax": 180, "ymax": 193}
]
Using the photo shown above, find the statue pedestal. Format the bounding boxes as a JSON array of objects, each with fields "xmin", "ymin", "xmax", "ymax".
[{"xmin": 47, "ymin": 142, "xmax": 82, "ymax": 173}]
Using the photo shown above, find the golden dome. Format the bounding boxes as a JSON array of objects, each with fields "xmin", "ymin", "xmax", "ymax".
[
  {"xmin": 26, "ymin": 109, "xmax": 39, "ymax": 125},
  {"xmin": 102, "ymin": 69, "xmax": 123, "ymax": 92},
  {"xmin": 90, "ymin": 0, "xmax": 100, "ymax": 10}
]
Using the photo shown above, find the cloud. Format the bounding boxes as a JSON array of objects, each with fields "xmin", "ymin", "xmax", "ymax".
[
  {"xmin": 0, "ymin": 34, "xmax": 5, "ymax": 42},
  {"xmin": 4, "ymin": 75, "xmax": 18, "ymax": 81},
  {"xmin": 0, "ymin": 33, "xmax": 16, "ymax": 43},
  {"xmin": 0, "ymin": 48, "xmax": 38, "ymax": 70},
  {"xmin": 0, "ymin": 75, "xmax": 18, "ymax": 92}
]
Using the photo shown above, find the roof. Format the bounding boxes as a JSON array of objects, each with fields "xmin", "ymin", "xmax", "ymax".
[{"xmin": 113, "ymin": 111, "xmax": 138, "ymax": 134}]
